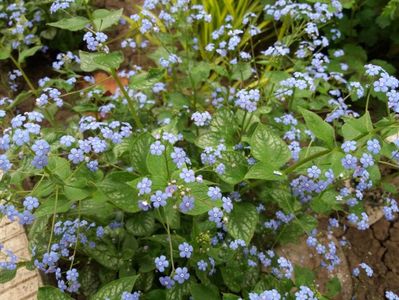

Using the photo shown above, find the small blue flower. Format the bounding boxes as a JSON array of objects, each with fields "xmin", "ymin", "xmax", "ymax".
[
  {"xmin": 0, "ymin": 154, "xmax": 12, "ymax": 172},
  {"xmin": 68, "ymin": 148, "xmax": 85, "ymax": 164},
  {"xmin": 23, "ymin": 196, "xmax": 39, "ymax": 211},
  {"xmin": 150, "ymin": 190, "xmax": 168, "ymax": 208},
  {"xmin": 137, "ymin": 177, "xmax": 152, "ymax": 195},
  {"xmin": 150, "ymin": 141, "xmax": 165, "ymax": 156},
  {"xmin": 178, "ymin": 242, "xmax": 193, "ymax": 258},
  {"xmin": 341, "ymin": 140, "xmax": 357, "ymax": 153},
  {"xmin": 197, "ymin": 260, "xmax": 207, "ymax": 271},
  {"xmin": 173, "ymin": 267, "xmax": 190, "ymax": 284},
  {"xmin": 12, "ymin": 129, "xmax": 30, "ymax": 146},
  {"xmin": 207, "ymin": 186, "xmax": 222, "ymax": 200},
  {"xmin": 179, "ymin": 195, "xmax": 195, "ymax": 213},
  {"xmin": 159, "ymin": 276, "xmax": 175, "ymax": 289},
  {"xmin": 179, "ymin": 168, "xmax": 195, "ymax": 183},
  {"xmin": 154, "ymin": 255, "xmax": 169, "ymax": 272},
  {"xmin": 341, "ymin": 154, "xmax": 357, "ymax": 169},
  {"xmin": 366, "ymin": 139, "xmax": 381, "ymax": 154},
  {"xmin": 360, "ymin": 153, "xmax": 374, "ymax": 168}
]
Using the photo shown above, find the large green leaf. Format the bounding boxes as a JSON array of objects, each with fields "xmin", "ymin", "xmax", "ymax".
[
  {"xmin": 19, "ymin": 45, "xmax": 42, "ymax": 63},
  {"xmin": 342, "ymin": 112, "xmax": 373, "ymax": 140},
  {"xmin": 190, "ymin": 283, "xmax": 220, "ymax": 300},
  {"xmin": 79, "ymin": 51, "xmax": 124, "ymax": 72},
  {"xmin": 99, "ymin": 179, "xmax": 139, "ymax": 213},
  {"xmin": 38, "ymin": 286, "xmax": 74, "ymax": 300},
  {"xmin": 218, "ymin": 151, "xmax": 248, "ymax": 185},
  {"xmin": 0, "ymin": 45, "xmax": 11, "ymax": 60},
  {"xmin": 196, "ymin": 109, "xmax": 238, "ymax": 148},
  {"xmin": 129, "ymin": 68, "xmax": 164, "ymax": 90},
  {"xmin": 185, "ymin": 183, "xmax": 222, "ymax": 216},
  {"xmin": 245, "ymin": 162, "xmax": 287, "ymax": 181},
  {"xmin": 227, "ymin": 202, "xmax": 258, "ymax": 244},
  {"xmin": 0, "ymin": 269, "xmax": 16, "ymax": 284},
  {"xmin": 93, "ymin": 8, "xmax": 123, "ymax": 31},
  {"xmin": 126, "ymin": 213, "xmax": 155, "ymax": 236},
  {"xmin": 250, "ymin": 124, "xmax": 291, "ymax": 166},
  {"xmin": 48, "ymin": 16, "xmax": 89, "ymax": 31},
  {"xmin": 300, "ymin": 108, "xmax": 335, "ymax": 148},
  {"xmin": 128, "ymin": 133, "xmax": 153, "ymax": 174},
  {"xmin": 90, "ymin": 275, "xmax": 139, "ymax": 300}
]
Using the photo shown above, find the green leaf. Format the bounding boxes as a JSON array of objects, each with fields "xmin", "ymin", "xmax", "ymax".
[
  {"xmin": 79, "ymin": 51, "xmax": 124, "ymax": 72},
  {"xmin": 146, "ymin": 145, "xmax": 175, "ymax": 186},
  {"xmin": 90, "ymin": 275, "xmax": 139, "ymax": 300},
  {"xmin": 190, "ymin": 62, "xmax": 211, "ymax": 86},
  {"xmin": 48, "ymin": 16, "xmax": 90, "ymax": 31},
  {"xmin": 185, "ymin": 182, "xmax": 222, "ymax": 215},
  {"xmin": 218, "ymin": 151, "xmax": 248, "ymax": 185},
  {"xmin": 310, "ymin": 189, "xmax": 341, "ymax": 214},
  {"xmin": 250, "ymin": 124, "xmax": 291, "ymax": 166},
  {"xmin": 223, "ymin": 293, "xmax": 241, "ymax": 300},
  {"xmin": 19, "ymin": 45, "xmax": 42, "ymax": 63},
  {"xmin": 190, "ymin": 283, "xmax": 220, "ymax": 300},
  {"xmin": 0, "ymin": 45, "xmax": 11, "ymax": 60},
  {"xmin": 278, "ymin": 215, "xmax": 317, "ymax": 244},
  {"xmin": 0, "ymin": 268, "xmax": 16, "ymax": 283},
  {"xmin": 196, "ymin": 108, "xmax": 238, "ymax": 148},
  {"xmin": 270, "ymin": 188, "xmax": 301, "ymax": 214},
  {"xmin": 93, "ymin": 8, "xmax": 123, "ymax": 31},
  {"xmin": 231, "ymin": 62, "xmax": 252, "ymax": 81},
  {"xmin": 38, "ymin": 286, "xmax": 74, "ymax": 300},
  {"xmin": 126, "ymin": 213, "xmax": 155, "ymax": 236},
  {"xmin": 245, "ymin": 162, "xmax": 287, "ymax": 181},
  {"xmin": 34, "ymin": 196, "xmax": 72, "ymax": 218},
  {"xmin": 99, "ymin": 179, "xmax": 139, "ymax": 213},
  {"xmin": 129, "ymin": 69, "xmax": 164, "ymax": 90},
  {"xmin": 342, "ymin": 112, "xmax": 373, "ymax": 140},
  {"xmin": 128, "ymin": 133, "xmax": 153, "ymax": 174},
  {"xmin": 227, "ymin": 202, "xmax": 258, "ymax": 244},
  {"xmin": 300, "ymin": 108, "xmax": 335, "ymax": 148},
  {"xmin": 294, "ymin": 266, "xmax": 315, "ymax": 286},
  {"xmin": 326, "ymin": 277, "xmax": 342, "ymax": 298},
  {"xmin": 47, "ymin": 157, "xmax": 71, "ymax": 180}
]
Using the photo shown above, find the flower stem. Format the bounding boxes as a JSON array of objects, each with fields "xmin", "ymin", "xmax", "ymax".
[{"xmin": 110, "ymin": 69, "xmax": 143, "ymax": 128}]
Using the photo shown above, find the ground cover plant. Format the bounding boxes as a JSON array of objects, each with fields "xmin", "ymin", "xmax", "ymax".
[{"xmin": 0, "ymin": 0, "xmax": 399, "ymax": 299}]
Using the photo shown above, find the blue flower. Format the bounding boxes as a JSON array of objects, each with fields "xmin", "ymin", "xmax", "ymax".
[
  {"xmin": 159, "ymin": 276, "xmax": 175, "ymax": 289},
  {"xmin": 207, "ymin": 186, "xmax": 222, "ymax": 200},
  {"xmin": 178, "ymin": 242, "xmax": 193, "ymax": 258},
  {"xmin": 341, "ymin": 154, "xmax": 357, "ymax": 169},
  {"xmin": 341, "ymin": 140, "xmax": 357, "ymax": 153},
  {"xmin": 23, "ymin": 196, "xmax": 39, "ymax": 211},
  {"xmin": 0, "ymin": 154, "xmax": 12, "ymax": 172},
  {"xmin": 366, "ymin": 139, "xmax": 381, "ymax": 154},
  {"xmin": 137, "ymin": 178, "xmax": 152, "ymax": 195},
  {"xmin": 179, "ymin": 168, "xmax": 195, "ymax": 183},
  {"xmin": 307, "ymin": 165, "xmax": 321, "ymax": 178},
  {"xmin": 150, "ymin": 190, "xmax": 168, "ymax": 208},
  {"xmin": 154, "ymin": 255, "xmax": 169, "ymax": 272},
  {"xmin": 208, "ymin": 207, "xmax": 223, "ymax": 227},
  {"xmin": 68, "ymin": 148, "xmax": 85, "ymax": 164},
  {"xmin": 179, "ymin": 196, "xmax": 195, "ymax": 213},
  {"xmin": 360, "ymin": 153, "xmax": 374, "ymax": 168},
  {"xmin": 197, "ymin": 260, "xmax": 207, "ymax": 271},
  {"xmin": 173, "ymin": 267, "xmax": 190, "ymax": 284},
  {"xmin": 150, "ymin": 141, "xmax": 165, "ymax": 156},
  {"xmin": 12, "ymin": 129, "xmax": 30, "ymax": 146}
]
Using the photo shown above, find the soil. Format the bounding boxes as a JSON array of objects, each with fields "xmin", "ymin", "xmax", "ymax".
[{"xmin": 344, "ymin": 218, "xmax": 399, "ymax": 299}]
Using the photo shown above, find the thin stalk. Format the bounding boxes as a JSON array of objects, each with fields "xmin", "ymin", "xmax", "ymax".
[
  {"xmin": 47, "ymin": 186, "xmax": 59, "ymax": 253},
  {"xmin": 10, "ymin": 55, "xmax": 37, "ymax": 95},
  {"xmin": 111, "ymin": 69, "xmax": 143, "ymax": 128}
]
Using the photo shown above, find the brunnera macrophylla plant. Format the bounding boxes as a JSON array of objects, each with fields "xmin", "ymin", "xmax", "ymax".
[{"xmin": 0, "ymin": 0, "xmax": 399, "ymax": 299}]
